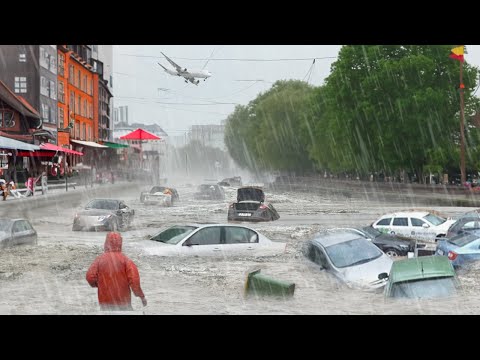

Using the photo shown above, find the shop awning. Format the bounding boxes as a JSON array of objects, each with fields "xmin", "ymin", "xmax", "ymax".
[
  {"xmin": 100, "ymin": 141, "xmax": 129, "ymax": 149},
  {"xmin": 71, "ymin": 139, "xmax": 108, "ymax": 148},
  {"xmin": 40, "ymin": 143, "xmax": 83, "ymax": 155},
  {"xmin": 17, "ymin": 150, "xmax": 57, "ymax": 157},
  {"xmin": 0, "ymin": 136, "xmax": 40, "ymax": 151}
]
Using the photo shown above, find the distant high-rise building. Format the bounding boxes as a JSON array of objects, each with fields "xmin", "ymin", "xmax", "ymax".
[{"xmin": 114, "ymin": 105, "xmax": 129, "ymax": 125}]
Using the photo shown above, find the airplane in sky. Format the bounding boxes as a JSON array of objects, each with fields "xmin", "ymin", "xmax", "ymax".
[{"xmin": 158, "ymin": 52, "xmax": 212, "ymax": 85}]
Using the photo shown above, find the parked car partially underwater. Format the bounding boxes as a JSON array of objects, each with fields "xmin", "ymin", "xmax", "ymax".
[
  {"xmin": 446, "ymin": 209, "xmax": 480, "ymax": 238},
  {"xmin": 227, "ymin": 186, "xmax": 280, "ymax": 222},
  {"xmin": 140, "ymin": 186, "xmax": 179, "ymax": 206},
  {"xmin": 138, "ymin": 223, "xmax": 286, "ymax": 256},
  {"xmin": 436, "ymin": 230, "xmax": 480, "ymax": 268},
  {"xmin": 218, "ymin": 176, "xmax": 242, "ymax": 187},
  {"xmin": 0, "ymin": 218, "xmax": 37, "ymax": 249},
  {"xmin": 72, "ymin": 199, "xmax": 135, "ymax": 231},
  {"xmin": 304, "ymin": 230, "xmax": 393, "ymax": 290},
  {"xmin": 383, "ymin": 256, "xmax": 460, "ymax": 300},
  {"xmin": 193, "ymin": 184, "xmax": 225, "ymax": 200}
]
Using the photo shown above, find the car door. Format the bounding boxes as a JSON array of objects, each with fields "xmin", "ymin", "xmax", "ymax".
[
  {"xmin": 12, "ymin": 221, "xmax": 28, "ymax": 245},
  {"xmin": 409, "ymin": 217, "xmax": 432, "ymax": 241},
  {"xmin": 180, "ymin": 226, "xmax": 222, "ymax": 256},
  {"xmin": 390, "ymin": 217, "xmax": 410, "ymax": 238},
  {"xmin": 374, "ymin": 217, "xmax": 392, "ymax": 235},
  {"xmin": 223, "ymin": 226, "xmax": 260, "ymax": 255}
]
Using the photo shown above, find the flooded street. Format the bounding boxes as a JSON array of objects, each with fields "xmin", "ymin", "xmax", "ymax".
[{"xmin": 1, "ymin": 181, "xmax": 480, "ymax": 314}]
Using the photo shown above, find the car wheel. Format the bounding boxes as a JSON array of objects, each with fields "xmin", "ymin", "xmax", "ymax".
[{"xmin": 385, "ymin": 248, "xmax": 401, "ymax": 257}]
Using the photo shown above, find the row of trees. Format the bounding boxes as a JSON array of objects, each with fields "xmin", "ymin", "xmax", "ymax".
[{"xmin": 224, "ymin": 45, "xmax": 480, "ymax": 183}]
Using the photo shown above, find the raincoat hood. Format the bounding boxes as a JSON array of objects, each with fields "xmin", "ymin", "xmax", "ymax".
[{"xmin": 104, "ymin": 232, "xmax": 122, "ymax": 252}]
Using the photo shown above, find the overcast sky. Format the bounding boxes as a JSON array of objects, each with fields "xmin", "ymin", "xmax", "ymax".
[{"xmin": 113, "ymin": 45, "xmax": 480, "ymax": 137}]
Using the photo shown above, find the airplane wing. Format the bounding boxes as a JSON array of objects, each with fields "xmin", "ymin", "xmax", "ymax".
[
  {"xmin": 158, "ymin": 63, "xmax": 168, "ymax": 71},
  {"xmin": 161, "ymin": 52, "xmax": 184, "ymax": 72}
]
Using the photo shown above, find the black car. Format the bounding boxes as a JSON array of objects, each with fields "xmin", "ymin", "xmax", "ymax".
[
  {"xmin": 193, "ymin": 184, "xmax": 225, "ymax": 200},
  {"xmin": 72, "ymin": 199, "xmax": 135, "ymax": 231},
  {"xmin": 140, "ymin": 186, "xmax": 179, "ymax": 204},
  {"xmin": 340, "ymin": 226, "xmax": 414, "ymax": 257},
  {"xmin": 227, "ymin": 186, "xmax": 280, "ymax": 222},
  {"xmin": 218, "ymin": 176, "xmax": 242, "ymax": 187}
]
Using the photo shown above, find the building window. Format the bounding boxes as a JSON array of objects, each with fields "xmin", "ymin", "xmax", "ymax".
[
  {"xmin": 50, "ymin": 56, "xmax": 57, "ymax": 75},
  {"xmin": 82, "ymin": 123, "xmax": 86, "ymax": 140},
  {"xmin": 90, "ymin": 79, "xmax": 93, "ymax": 96},
  {"xmin": 59, "ymin": 107, "xmax": 64, "ymax": 127},
  {"xmin": 40, "ymin": 76, "xmax": 49, "ymax": 96},
  {"xmin": 40, "ymin": 47, "xmax": 49, "ymax": 69},
  {"xmin": 58, "ymin": 53, "xmax": 65, "ymax": 77},
  {"xmin": 70, "ymin": 90, "xmax": 75, "ymax": 113},
  {"xmin": 19, "ymin": 53, "xmax": 26, "ymax": 62},
  {"xmin": 0, "ymin": 110, "xmax": 15, "ymax": 128},
  {"xmin": 58, "ymin": 81, "xmax": 65, "ymax": 103},
  {"xmin": 41, "ymin": 104, "xmax": 49, "ymax": 122},
  {"xmin": 88, "ymin": 126, "xmax": 92, "ymax": 141},
  {"xmin": 77, "ymin": 70, "xmax": 81, "ymax": 88},
  {"xmin": 75, "ymin": 121, "xmax": 80, "ymax": 139},
  {"xmin": 50, "ymin": 106, "xmax": 56, "ymax": 124},
  {"xmin": 83, "ymin": 75, "xmax": 87, "ymax": 93},
  {"xmin": 83, "ymin": 99, "xmax": 87, "ymax": 118},
  {"xmin": 14, "ymin": 76, "xmax": 27, "ymax": 93},
  {"xmin": 75, "ymin": 95, "xmax": 80, "ymax": 114},
  {"xmin": 49, "ymin": 80, "xmax": 57, "ymax": 100},
  {"xmin": 69, "ymin": 65, "xmax": 74, "ymax": 84}
]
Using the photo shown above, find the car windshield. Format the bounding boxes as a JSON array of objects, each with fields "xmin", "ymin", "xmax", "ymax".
[
  {"xmin": 199, "ymin": 185, "xmax": 216, "ymax": 192},
  {"xmin": 448, "ymin": 233, "xmax": 480, "ymax": 247},
  {"xmin": 151, "ymin": 226, "xmax": 198, "ymax": 245},
  {"xmin": 361, "ymin": 226, "xmax": 381, "ymax": 238},
  {"xmin": 325, "ymin": 238, "xmax": 383, "ymax": 268},
  {"xmin": 423, "ymin": 213, "xmax": 446, "ymax": 226},
  {"xmin": 85, "ymin": 199, "xmax": 119, "ymax": 210},
  {"xmin": 390, "ymin": 277, "xmax": 458, "ymax": 299},
  {"xmin": 0, "ymin": 219, "xmax": 12, "ymax": 231}
]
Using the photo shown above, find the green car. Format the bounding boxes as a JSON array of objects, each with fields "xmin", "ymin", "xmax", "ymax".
[{"xmin": 383, "ymin": 256, "xmax": 460, "ymax": 299}]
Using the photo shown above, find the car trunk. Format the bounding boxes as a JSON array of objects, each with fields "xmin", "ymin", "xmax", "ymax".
[{"xmin": 234, "ymin": 201, "xmax": 261, "ymax": 211}]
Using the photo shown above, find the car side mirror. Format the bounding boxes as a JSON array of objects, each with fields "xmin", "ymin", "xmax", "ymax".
[
  {"xmin": 378, "ymin": 272, "xmax": 389, "ymax": 280},
  {"xmin": 422, "ymin": 223, "xmax": 430, "ymax": 228}
]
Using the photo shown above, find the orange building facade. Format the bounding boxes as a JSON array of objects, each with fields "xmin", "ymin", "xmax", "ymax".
[{"xmin": 57, "ymin": 46, "xmax": 98, "ymax": 148}]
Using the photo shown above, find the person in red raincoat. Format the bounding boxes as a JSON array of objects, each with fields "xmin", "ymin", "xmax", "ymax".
[{"xmin": 86, "ymin": 232, "xmax": 147, "ymax": 311}]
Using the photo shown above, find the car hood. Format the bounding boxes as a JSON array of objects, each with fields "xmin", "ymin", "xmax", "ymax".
[
  {"xmin": 237, "ymin": 188, "xmax": 265, "ymax": 202},
  {"xmin": 77, "ymin": 209, "xmax": 116, "ymax": 216},
  {"xmin": 438, "ymin": 219, "xmax": 456, "ymax": 230},
  {"xmin": 339, "ymin": 255, "xmax": 393, "ymax": 288}
]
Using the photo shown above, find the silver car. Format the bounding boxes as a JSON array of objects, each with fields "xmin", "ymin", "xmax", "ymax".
[
  {"xmin": 304, "ymin": 230, "xmax": 393, "ymax": 290},
  {"xmin": 0, "ymin": 218, "xmax": 37, "ymax": 249}
]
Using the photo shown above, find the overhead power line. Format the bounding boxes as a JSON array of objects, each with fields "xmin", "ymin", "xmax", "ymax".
[{"xmin": 120, "ymin": 54, "xmax": 337, "ymax": 62}]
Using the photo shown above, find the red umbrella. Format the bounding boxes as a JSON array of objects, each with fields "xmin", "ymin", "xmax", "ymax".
[{"xmin": 120, "ymin": 128, "xmax": 161, "ymax": 140}]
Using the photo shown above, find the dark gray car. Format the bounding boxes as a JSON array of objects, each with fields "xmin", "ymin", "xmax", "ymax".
[
  {"xmin": 72, "ymin": 199, "xmax": 134, "ymax": 231},
  {"xmin": 0, "ymin": 218, "xmax": 37, "ymax": 249},
  {"xmin": 227, "ymin": 186, "xmax": 280, "ymax": 222},
  {"xmin": 194, "ymin": 184, "xmax": 225, "ymax": 200}
]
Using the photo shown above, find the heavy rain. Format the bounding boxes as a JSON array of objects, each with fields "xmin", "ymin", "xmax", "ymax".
[{"xmin": 2, "ymin": 45, "xmax": 480, "ymax": 314}]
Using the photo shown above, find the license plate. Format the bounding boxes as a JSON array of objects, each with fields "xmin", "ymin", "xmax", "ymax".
[
  {"xmin": 238, "ymin": 213, "xmax": 252, "ymax": 217},
  {"xmin": 438, "ymin": 249, "xmax": 444, "ymax": 255}
]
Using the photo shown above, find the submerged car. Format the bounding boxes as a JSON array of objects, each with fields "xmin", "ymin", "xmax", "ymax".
[
  {"xmin": 335, "ymin": 226, "xmax": 415, "ymax": 257},
  {"xmin": 218, "ymin": 176, "xmax": 242, "ymax": 187},
  {"xmin": 140, "ymin": 186, "xmax": 179, "ymax": 206},
  {"xmin": 304, "ymin": 230, "xmax": 393, "ymax": 290},
  {"xmin": 436, "ymin": 230, "xmax": 480, "ymax": 268},
  {"xmin": 72, "ymin": 198, "xmax": 135, "ymax": 231},
  {"xmin": 193, "ymin": 184, "xmax": 225, "ymax": 200},
  {"xmin": 0, "ymin": 218, "xmax": 37, "ymax": 249},
  {"xmin": 446, "ymin": 209, "xmax": 480, "ymax": 238},
  {"xmin": 138, "ymin": 223, "xmax": 286, "ymax": 256},
  {"xmin": 372, "ymin": 211, "xmax": 455, "ymax": 242},
  {"xmin": 227, "ymin": 186, "xmax": 279, "ymax": 222},
  {"xmin": 384, "ymin": 255, "xmax": 460, "ymax": 299}
]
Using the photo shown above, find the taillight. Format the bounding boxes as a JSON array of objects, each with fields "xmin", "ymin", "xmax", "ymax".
[
  {"xmin": 259, "ymin": 204, "xmax": 267, "ymax": 210},
  {"xmin": 448, "ymin": 251, "xmax": 458, "ymax": 260}
]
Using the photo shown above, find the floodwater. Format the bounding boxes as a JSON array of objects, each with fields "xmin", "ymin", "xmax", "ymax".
[{"xmin": 1, "ymin": 180, "xmax": 480, "ymax": 314}]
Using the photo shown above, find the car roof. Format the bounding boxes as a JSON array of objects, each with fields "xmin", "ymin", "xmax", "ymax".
[
  {"xmin": 175, "ymin": 223, "xmax": 257, "ymax": 229},
  {"xmin": 89, "ymin": 198, "xmax": 121, "ymax": 202},
  {"xmin": 379, "ymin": 212, "xmax": 430, "ymax": 218},
  {"xmin": 311, "ymin": 230, "xmax": 366, "ymax": 247},
  {"xmin": 239, "ymin": 184, "xmax": 264, "ymax": 189},
  {"xmin": 389, "ymin": 256, "xmax": 455, "ymax": 283}
]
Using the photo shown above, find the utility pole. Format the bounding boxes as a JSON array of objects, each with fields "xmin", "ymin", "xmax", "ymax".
[{"xmin": 460, "ymin": 60, "xmax": 466, "ymax": 184}]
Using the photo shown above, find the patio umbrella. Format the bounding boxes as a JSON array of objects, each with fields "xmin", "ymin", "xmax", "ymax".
[{"xmin": 119, "ymin": 128, "xmax": 161, "ymax": 140}]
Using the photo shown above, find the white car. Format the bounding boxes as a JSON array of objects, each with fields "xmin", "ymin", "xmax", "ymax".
[
  {"xmin": 143, "ymin": 192, "xmax": 172, "ymax": 206},
  {"xmin": 137, "ymin": 223, "xmax": 286, "ymax": 257},
  {"xmin": 371, "ymin": 211, "xmax": 456, "ymax": 242}
]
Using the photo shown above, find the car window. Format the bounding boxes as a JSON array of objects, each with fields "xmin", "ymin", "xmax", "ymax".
[
  {"xmin": 390, "ymin": 277, "xmax": 457, "ymax": 299},
  {"xmin": 21, "ymin": 221, "xmax": 33, "ymax": 231},
  {"xmin": 153, "ymin": 226, "xmax": 197, "ymax": 244},
  {"xmin": 12, "ymin": 222, "xmax": 24, "ymax": 233},
  {"xmin": 423, "ymin": 213, "xmax": 446, "ymax": 226},
  {"xmin": 377, "ymin": 218, "xmax": 391, "ymax": 226},
  {"xmin": 392, "ymin": 217, "xmax": 408, "ymax": 226},
  {"xmin": 224, "ymin": 227, "xmax": 258, "ymax": 244},
  {"xmin": 448, "ymin": 233, "xmax": 480, "ymax": 247},
  {"xmin": 462, "ymin": 221, "xmax": 477, "ymax": 229},
  {"xmin": 410, "ymin": 218, "xmax": 425, "ymax": 227},
  {"xmin": 188, "ymin": 227, "xmax": 221, "ymax": 245},
  {"xmin": 325, "ymin": 238, "xmax": 383, "ymax": 268},
  {"xmin": 86, "ymin": 199, "xmax": 119, "ymax": 210}
]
